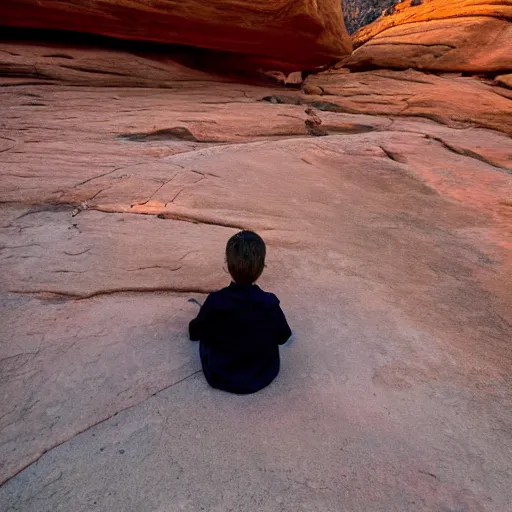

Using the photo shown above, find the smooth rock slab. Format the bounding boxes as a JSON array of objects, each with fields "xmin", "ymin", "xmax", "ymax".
[{"xmin": 1, "ymin": 78, "xmax": 511, "ymax": 510}]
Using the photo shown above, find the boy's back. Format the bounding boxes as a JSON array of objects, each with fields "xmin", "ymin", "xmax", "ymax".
[{"xmin": 189, "ymin": 281, "xmax": 291, "ymax": 394}]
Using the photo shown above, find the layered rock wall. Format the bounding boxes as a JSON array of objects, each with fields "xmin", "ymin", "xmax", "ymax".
[
  {"xmin": 343, "ymin": 0, "xmax": 512, "ymax": 73},
  {"xmin": 0, "ymin": 0, "xmax": 352, "ymax": 70}
]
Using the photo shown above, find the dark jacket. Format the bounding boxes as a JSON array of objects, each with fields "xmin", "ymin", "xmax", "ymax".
[{"xmin": 189, "ymin": 282, "xmax": 292, "ymax": 394}]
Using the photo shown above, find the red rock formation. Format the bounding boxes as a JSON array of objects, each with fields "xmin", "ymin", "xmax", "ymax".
[
  {"xmin": 0, "ymin": 41, "xmax": 240, "ymax": 88},
  {"xmin": 342, "ymin": 0, "xmax": 512, "ymax": 73},
  {"xmin": 0, "ymin": 0, "xmax": 352, "ymax": 70},
  {"xmin": 3, "ymin": 40, "xmax": 511, "ymax": 136},
  {"xmin": 496, "ymin": 73, "xmax": 512, "ymax": 89},
  {"xmin": 303, "ymin": 67, "xmax": 512, "ymax": 135}
]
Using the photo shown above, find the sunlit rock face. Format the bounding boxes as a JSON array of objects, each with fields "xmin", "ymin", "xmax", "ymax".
[
  {"xmin": 0, "ymin": 0, "xmax": 352, "ymax": 71},
  {"xmin": 303, "ymin": 67, "xmax": 512, "ymax": 136},
  {"xmin": 342, "ymin": 0, "xmax": 512, "ymax": 73}
]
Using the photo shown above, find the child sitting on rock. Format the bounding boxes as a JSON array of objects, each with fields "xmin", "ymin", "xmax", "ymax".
[{"xmin": 189, "ymin": 230, "xmax": 292, "ymax": 394}]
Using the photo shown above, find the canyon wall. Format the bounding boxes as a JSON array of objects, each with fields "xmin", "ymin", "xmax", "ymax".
[
  {"xmin": 0, "ymin": 0, "xmax": 352, "ymax": 71},
  {"xmin": 342, "ymin": 0, "xmax": 512, "ymax": 73}
]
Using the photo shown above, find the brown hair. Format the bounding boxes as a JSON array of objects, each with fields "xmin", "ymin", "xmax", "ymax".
[{"xmin": 226, "ymin": 230, "xmax": 266, "ymax": 285}]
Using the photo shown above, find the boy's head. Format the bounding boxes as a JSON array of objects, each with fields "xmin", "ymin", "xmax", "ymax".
[{"xmin": 226, "ymin": 230, "xmax": 266, "ymax": 285}]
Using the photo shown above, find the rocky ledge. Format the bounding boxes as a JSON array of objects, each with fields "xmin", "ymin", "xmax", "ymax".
[{"xmin": 0, "ymin": 0, "xmax": 352, "ymax": 71}]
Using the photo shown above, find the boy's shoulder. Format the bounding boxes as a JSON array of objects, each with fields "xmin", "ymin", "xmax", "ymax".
[
  {"xmin": 257, "ymin": 287, "xmax": 280, "ymax": 306},
  {"xmin": 207, "ymin": 283, "xmax": 280, "ymax": 308}
]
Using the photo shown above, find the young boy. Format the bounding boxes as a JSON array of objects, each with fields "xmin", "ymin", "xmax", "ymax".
[{"xmin": 189, "ymin": 230, "xmax": 292, "ymax": 394}]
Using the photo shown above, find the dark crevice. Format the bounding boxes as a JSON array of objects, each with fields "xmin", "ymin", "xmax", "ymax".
[
  {"xmin": 123, "ymin": 265, "xmax": 182, "ymax": 272},
  {"xmin": 418, "ymin": 470, "xmax": 438, "ymax": 479},
  {"xmin": 368, "ymin": 42, "xmax": 456, "ymax": 50},
  {"xmin": 309, "ymin": 101, "xmax": 345, "ymax": 113},
  {"xmin": 261, "ymin": 95, "xmax": 301, "ymax": 105},
  {"xmin": 0, "ymin": 136, "xmax": 17, "ymax": 153},
  {"xmin": 12, "ymin": 204, "xmax": 74, "ymax": 220},
  {"xmin": 119, "ymin": 127, "xmax": 201, "ymax": 143},
  {"xmin": 379, "ymin": 145, "xmax": 406, "ymax": 163},
  {"xmin": 0, "ymin": 49, "xmax": 21, "ymax": 56},
  {"xmin": 58, "ymin": 64, "xmax": 129, "ymax": 77},
  {"xmin": 0, "ymin": 81, "xmax": 56, "ymax": 87},
  {"xmin": 425, "ymin": 135, "xmax": 511, "ymax": 173},
  {"xmin": 368, "ymin": 72, "xmax": 433, "ymax": 85},
  {"xmin": 51, "ymin": 269, "xmax": 87, "ymax": 274},
  {"xmin": 63, "ymin": 249, "xmax": 91, "ymax": 256},
  {"xmin": 155, "ymin": 211, "xmax": 249, "ymax": 230},
  {"xmin": 11, "ymin": 287, "xmax": 214, "ymax": 302},
  {"xmin": 326, "ymin": 124, "xmax": 376, "ymax": 134},
  {"xmin": 261, "ymin": 95, "xmax": 345, "ymax": 113},
  {"xmin": 74, "ymin": 163, "xmax": 145, "ymax": 187},
  {"xmin": 43, "ymin": 53, "xmax": 74, "ymax": 59}
]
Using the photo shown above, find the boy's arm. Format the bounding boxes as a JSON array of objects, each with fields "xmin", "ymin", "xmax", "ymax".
[
  {"xmin": 189, "ymin": 295, "xmax": 213, "ymax": 341},
  {"xmin": 274, "ymin": 305, "xmax": 292, "ymax": 345}
]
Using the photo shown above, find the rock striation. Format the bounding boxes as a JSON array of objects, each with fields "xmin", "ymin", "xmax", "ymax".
[
  {"xmin": 0, "ymin": 0, "xmax": 352, "ymax": 70},
  {"xmin": 3, "ymin": 41, "xmax": 511, "ymax": 136},
  {"xmin": 343, "ymin": 0, "xmax": 512, "ymax": 73},
  {"xmin": 303, "ymin": 67, "xmax": 512, "ymax": 135}
]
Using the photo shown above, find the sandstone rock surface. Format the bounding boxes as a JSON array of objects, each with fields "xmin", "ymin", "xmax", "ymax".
[
  {"xmin": 1, "ymin": 45, "xmax": 512, "ymax": 510},
  {"xmin": 496, "ymin": 73, "xmax": 512, "ymax": 89},
  {"xmin": 303, "ymin": 67, "xmax": 512, "ymax": 135},
  {"xmin": 0, "ymin": 41, "xmax": 236, "ymax": 88},
  {"xmin": 344, "ymin": 0, "xmax": 512, "ymax": 73},
  {"xmin": 0, "ymin": 0, "xmax": 352, "ymax": 70},
  {"xmin": 3, "ymin": 41, "xmax": 511, "ymax": 136}
]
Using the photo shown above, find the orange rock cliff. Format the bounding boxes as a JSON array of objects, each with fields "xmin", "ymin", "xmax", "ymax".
[{"xmin": 344, "ymin": 0, "xmax": 512, "ymax": 73}]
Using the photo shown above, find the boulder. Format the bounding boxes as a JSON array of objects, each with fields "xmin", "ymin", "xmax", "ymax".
[
  {"xmin": 343, "ymin": 0, "xmax": 512, "ymax": 73},
  {"xmin": 0, "ymin": 0, "xmax": 352, "ymax": 71},
  {"xmin": 496, "ymin": 73, "xmax": 512, "ymax": 89}
]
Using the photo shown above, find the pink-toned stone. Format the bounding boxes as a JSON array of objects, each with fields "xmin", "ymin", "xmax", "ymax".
[{"xmin": 1, "ymin": 42, "xmax": 511, "ymax": 512}]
